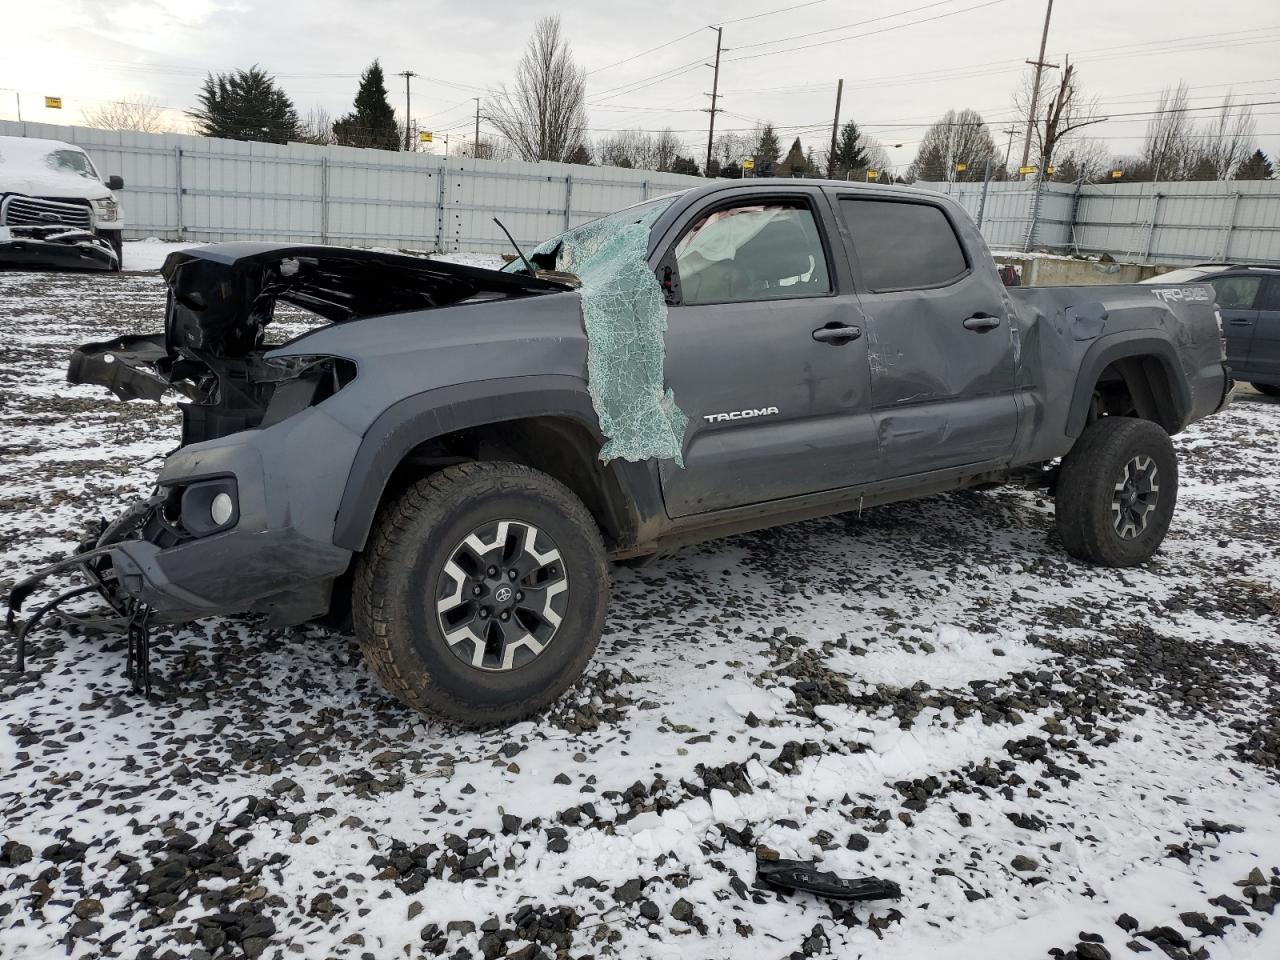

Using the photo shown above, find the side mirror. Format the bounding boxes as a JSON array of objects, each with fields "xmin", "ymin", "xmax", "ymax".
[{"xmin": 107, "ymin": 174, "xmax": 125, "ymax": 190}]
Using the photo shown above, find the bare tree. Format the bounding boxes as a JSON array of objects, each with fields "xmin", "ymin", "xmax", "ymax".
[
  {"xmin": 712, "ymin": 131, "xmax": 752, "ymax": 170},
  {"xmin": 652, "ymin": 127, "xmax": 680, "ymax": 172},
  {"xmin": 1013, "ymin": 57, "xmax": 1102, "ymax": 174},
  {"xmin": 596, "ymin": 129, "xmax": 645, "ymax": 168},
  {"xmin": 1141, "ymin": 82, "xmax": 1196, "ymax": 181},
  {"xmin": 459, "ymin": 135, "xmax": 511, "ymax": 160},
  {"xmin": 81, "ymin": 95, "xmax": 169, "ymax": 133},
  {"xmin": 906, "ymin": 108, "xmax": 996, "ymax": 182},
  {"xmin": 296, "ymin": 106, "xmax": 334, "ymax": 145},
  {"xmin": 594, "ymin": 128, "xmax": 683, "ymax": 171},
  {"xmin": 1194, "ymin": 95, "xmax": 1256, "ymax": 180},
  {"xmin": 1052, "ymin": 137, "xmax": 1111, "ymax": 183},
  {"xmin": 487, "ymin": 16, "xmax": 588, "ymax": 162}
]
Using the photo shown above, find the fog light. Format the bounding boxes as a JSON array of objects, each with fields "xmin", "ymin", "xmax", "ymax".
[{"xmin": 210, "ymin": 492, "xmax": 234, "ymax": 526}]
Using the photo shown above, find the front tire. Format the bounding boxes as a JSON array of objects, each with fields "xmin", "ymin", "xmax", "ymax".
[
  {"xmin": 353, "ymin": 462, "xmax": 608, "ymax": 725},
  {"xmin": 1054, "ymin": 417, "xmax": 1178, "ymax": 567}
]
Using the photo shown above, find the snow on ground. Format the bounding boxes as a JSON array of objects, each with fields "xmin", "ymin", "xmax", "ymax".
[
  {"xmin": 1, "ymin": 267, "xmax": 1279, "ymax": 960},
  {"xmin": 121, "ymin": 239, "xmax": 208, "ymax": 272}
]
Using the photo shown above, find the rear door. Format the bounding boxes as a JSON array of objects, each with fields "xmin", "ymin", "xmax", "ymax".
[
  {"xmin": 655, "ymin": 188, "xmax": 879, "ymax": 517},
  {"xmin": 1246, "ymin": 276, "xmax": 1280, "ymax": 381},
  {"xmin": 833, "ymin": 195, "xmax": 1018, "ymax": 477},
  {"xmin": 1209, "ymin": 274, "xmax": 1262, "ymax": 373}
]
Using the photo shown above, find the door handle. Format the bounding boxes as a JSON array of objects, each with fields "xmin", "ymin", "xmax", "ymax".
[
  {"xmin": 1227, "ymin": 317, "xmax": 1254, "ymax": 325},
  {"xmin": 963, "ymin": 314, "xmax": 1001, "ymax": 332},
  {"xmin": 812, "ymin": 323, "xmax": 862, "ymax": 345}
]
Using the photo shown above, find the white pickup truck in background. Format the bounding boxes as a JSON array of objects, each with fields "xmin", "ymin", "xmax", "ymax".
[{"xmin": 0, "ymin": 136, "xmax": 126, "ymax": 271}]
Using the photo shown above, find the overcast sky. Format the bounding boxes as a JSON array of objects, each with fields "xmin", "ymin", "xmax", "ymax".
[{"xmin": 3, "ymin": 0, "xmax": 1278, "ymax": 172}]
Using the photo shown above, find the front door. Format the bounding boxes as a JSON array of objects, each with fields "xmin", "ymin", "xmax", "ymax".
[
  {"xmin": 834, "ymin": 195, "xmax": 1018, "ymax": 477},
  {"xmin": 656, "ymin": 191, "xmax": 878, "ymax": 518}
]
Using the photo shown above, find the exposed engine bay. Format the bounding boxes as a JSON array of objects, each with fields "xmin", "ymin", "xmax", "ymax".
[{"xmin": 7, "ymin": 243, "xmax": 571, "ymax": 683}]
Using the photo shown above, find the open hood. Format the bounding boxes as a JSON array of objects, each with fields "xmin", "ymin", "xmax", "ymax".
[
  {"xmin": 67, "ymin": 243, "xmax": 573, "ymax": 446},
  {"xmin": 158, "ymin": 242, "xmax": 570, "ymax": 359}
]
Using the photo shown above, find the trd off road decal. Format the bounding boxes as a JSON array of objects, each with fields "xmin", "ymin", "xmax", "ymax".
[{"xmin": 1150, "ymin": 286, "xmax": 1211, "ymax": 303}]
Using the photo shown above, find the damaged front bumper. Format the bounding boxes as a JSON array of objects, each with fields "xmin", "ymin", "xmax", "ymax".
[
  {"xmin": 0, "ymin": 225, "xmax": 119, "ymax": 271},
  {"xmin": 8, "ymin": 410, "xmax": 357, "ymax": 641}
]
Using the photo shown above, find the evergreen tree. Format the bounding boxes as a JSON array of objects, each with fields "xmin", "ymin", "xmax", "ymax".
[
  {"xmin": 566, "ymin": 143, "xmax": 593, "ymax": 165},
  {"xmin": 671, "ymin": 155, "xmax": 700, "ymax": 176},
  {"xmin": 1186, "ymin": 155, "xmax": 1218, "ymax": 181},
  {"xmin": 778, "ymin": 137, "xmax": 807, "ymax": 177},
  {"xmin": 332, "ymin": 60, "xmax": 400, "ymax": 150},
  {"xmin": 831, "ymin": 121, "xmax": 869, "ymax": 177},
  {"xmin": 1237, "ymin": 148, "xmax": 1274, "ymax": 180},
  {"xmin": 752, "ymin": 124, "xmax": 782, "ymax": 176},
  {"xmin": 189, "ymin": 66, "xmax": 300, "ymax": 143}
]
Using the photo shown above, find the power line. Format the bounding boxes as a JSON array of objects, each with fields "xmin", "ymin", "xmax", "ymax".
[
  {"xmin": 726, "ymin": 0, "xmax": 971, "ymax": 52},
  {"xmin": 724, "ymin": 0, "xmax": 1012, "ymax": 63}
]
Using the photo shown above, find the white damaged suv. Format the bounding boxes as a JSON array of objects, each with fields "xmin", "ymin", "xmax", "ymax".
[{"xmin": 0, "ymin": 136, "xmax": 125, "ymax": 271}]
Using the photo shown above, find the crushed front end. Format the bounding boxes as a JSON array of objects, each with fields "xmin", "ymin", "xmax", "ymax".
[
  {"xmin": 6, "ymin": 242, "xmax": 565, "ymax": 682},
  {"xmin": 0, "ymin": 220, "xmax": 119, "ymax": 271}
]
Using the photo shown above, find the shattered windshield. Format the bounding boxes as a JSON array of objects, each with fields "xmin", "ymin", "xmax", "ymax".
[
  {"xmin": 508, "ymin": 193, "xmax": 689, "ymax": 464},
  {"xmin": 502, "ymin": 195, "xmax": 679, "ymax": 274}
]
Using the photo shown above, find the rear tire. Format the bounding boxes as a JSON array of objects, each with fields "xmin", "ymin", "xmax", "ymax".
[
  {"xmin": 1054, "ymin": 417, "xmax": 1178, "ymax": 567},
  {"xmin": 353, "ymin": 461, "xmax": 608, "ymax": 725},
  {"xmin": 1252, "ymin": 382, "xmax": 1280, "ymax": 397}
]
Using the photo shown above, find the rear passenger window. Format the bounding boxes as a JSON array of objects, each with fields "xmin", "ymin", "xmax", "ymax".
[
  {"xmin": 1211, "ymin": 276, "xmax": 1261, "ymax": 310},
  {"xmin": 839, "ymin": 198, "xmax": 968, "ymax": 292},
  {"xmin": 672, "ymin": 202, "xmax": 831, "ymax": 306},
  {"xmin": 1252, "ymin": 277, "xmax": 1280, "ymax": 311}
]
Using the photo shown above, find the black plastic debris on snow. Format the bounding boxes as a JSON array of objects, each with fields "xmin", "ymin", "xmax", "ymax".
[{"xmin": 756, "ymin": 852, "xmax": 902, "ymax": 903}]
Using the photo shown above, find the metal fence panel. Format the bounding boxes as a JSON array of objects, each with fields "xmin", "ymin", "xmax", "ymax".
[
  {"xmin": 917, "ymin": 177, "xmax": 1280, "ymax": 264},
  {"xmin": 6, "ymin": 119, "xmax": 1278, "ymax": 264},
  {"xmin": 0, "ymin": 119, "xmax": 706, "ymax": 252}
]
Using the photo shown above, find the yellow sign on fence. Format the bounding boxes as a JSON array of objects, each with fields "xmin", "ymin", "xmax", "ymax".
[
  {"xmin": 1018, "ymin": 165, "xmax": 1036, "ymax": 175},
  {"xmin": 866, "ymin": 169, "xmax": 879, "ymax": 181},
  {"xmin": 955, "ymin": 162, "xmax": 967, "ymax": 172},
  {"xmin": 44, "ymin": 96, "xmax": 62, "ymax": 109},
  {"xmin": 419, "ymin": 131, "xmax": 433, "ymax": 143},
  {"xmin": 1111, "ymin": 169, "xmax": 1124, "ymax": 179}
]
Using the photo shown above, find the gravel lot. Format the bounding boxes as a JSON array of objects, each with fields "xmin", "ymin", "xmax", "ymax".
[{"xmin": 2, "ymin": 259, "xmax": 1279, "ymax": 960}]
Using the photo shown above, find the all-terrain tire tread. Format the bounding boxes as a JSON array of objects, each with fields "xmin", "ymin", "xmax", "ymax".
[
  {"xmin": 1055, "ymin": 417, "xmax": 1177, "ymax": 568},
  {"xmin": 352, "ymin": 461, "xmax": 607, "ymax": 725}
]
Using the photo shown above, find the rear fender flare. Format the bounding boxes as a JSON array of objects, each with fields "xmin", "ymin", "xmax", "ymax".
[{"xmin": 1066, "ymin": 333, "xmax": 1190, "ymax": 437}]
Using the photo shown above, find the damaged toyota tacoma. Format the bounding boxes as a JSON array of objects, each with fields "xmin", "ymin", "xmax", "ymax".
[{"xmin": 8, "ymin": 180, "xmax": 1232, "ymax": 724}]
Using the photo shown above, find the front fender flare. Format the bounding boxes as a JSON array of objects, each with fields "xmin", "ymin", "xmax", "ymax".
[{"xmin": 331, "ymin": 375, "xmax": 663, "ymax": 552}]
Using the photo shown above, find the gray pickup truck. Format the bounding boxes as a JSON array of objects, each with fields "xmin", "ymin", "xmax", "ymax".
[{"xmin": 8, "ymin": 179, "xmax": 1231, "ymax": 724}]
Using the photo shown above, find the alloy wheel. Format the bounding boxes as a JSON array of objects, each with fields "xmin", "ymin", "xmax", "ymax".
[
  {"xmin": 435, "ymin": 519, "xmax": 569, "ymax": 671},
  {"xmin": 1111, "ymin": 455, "xmax": 1160, "ymax": 540}
]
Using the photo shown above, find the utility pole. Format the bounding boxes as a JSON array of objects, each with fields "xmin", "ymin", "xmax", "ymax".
[
  {"xmin": 15, "ymin": 90, "xmax": 20, "ymax": 122},
  {"xmin": 397, "ymin": 70, "xmax": 418, "ymax": 151},
  {"xmin": 704, "ymin": 27, "xmax": 722, "ymax": 177},
  {"xmin": 1019, "ymin": 0, "xmax": 1056, "ymax": 176},
  {"xmin": 826, "ymin": 79, "xmax": 844, "ymax": 178},
  {"xmin": 1002, "ymin": 125, "xmax": 1019, "ymax": 171},
  {"xmin": 474, "ymin": 98, "xmax": 481, "ymax": 157}
]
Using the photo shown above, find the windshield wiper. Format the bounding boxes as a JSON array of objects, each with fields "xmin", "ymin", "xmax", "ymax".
[{"xmin": 493, "ymin": 217, "xmax": 536, "ymax": 278}]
